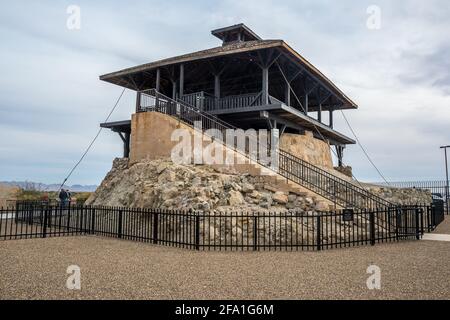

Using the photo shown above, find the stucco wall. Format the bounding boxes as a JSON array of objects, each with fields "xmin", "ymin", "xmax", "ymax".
[{"xmin": 280, "ymin": 131, "xmax": 333, "ymax": 168}]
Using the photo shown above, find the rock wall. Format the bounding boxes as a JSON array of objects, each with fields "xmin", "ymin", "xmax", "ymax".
[
  {"xmin": 364, "ymin": 184, "xmax": 431, "ymax": 205},
  {"xmin": 280, "ymin": 131, "xmax": 333, "ymax": 168},
  {"xmin": 86, "ymin": 158, "xmax": 327, "ymax": 212}
]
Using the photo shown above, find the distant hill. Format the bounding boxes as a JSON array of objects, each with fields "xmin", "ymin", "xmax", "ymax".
[{"xmin": 0, "ymin": 181, "xmax": 97, "ymax": 192}]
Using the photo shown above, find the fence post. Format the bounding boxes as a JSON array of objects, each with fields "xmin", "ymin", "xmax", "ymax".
[
  {"xmin": 42, "ymin": 207, "xmax": 48, "ymax": 238},
  {"xmin": 253, "ymin": 216, "xmax": 258, "ymax": 251},
  {"xmin": 67, "ymin": 204, "xmax": 71, "ymax": 232},
  {"xmin": 195, "ymin": 214, "xmax": 200, "ymax": 250},
  {"xmin": 370, "ymin": 211, "xmax": 375, "ymax": 246},
  {"xmin": 415, "ymin": 207, "xmax": 421, "ymax": 240},
  {"xmin": 153, "ymin": 211, "xmax": 158, "ymax": 244},
  {"xmin": 395, "ymin": 207, "xmax": 401, "ymax": 241},
  {"xmin": 91, "ymin": 208, "xmax": 96, "ymax": 235},
  {"xmin": 420, "ymin": 206, "xmax": 424, "ymax": 236},
  {"xmin": 80, "ymin": 206, "xmax": 84, "ymax": 235},
  {"xmin": 14, "ymin": 203, "xmax": 19, "ymax": 223},
  {"xmin": 118, "ymin": 209, "xmax": 123, "ymax": 239},
  {"xmin": 316, "ymin": 215, "xmax": 321, "ymax": 251}
]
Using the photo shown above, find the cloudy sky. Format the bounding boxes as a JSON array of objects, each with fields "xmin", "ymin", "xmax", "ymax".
[{"xmin": 1, "ymin": 0, "xmax": 449, "ymax": 185}]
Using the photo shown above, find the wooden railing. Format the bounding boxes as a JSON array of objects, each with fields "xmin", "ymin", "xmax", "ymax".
[
  {"xmin": 179, "ymin": 91, "xmax": 272, "ymax": 112},
  {"xmin": 180, "ymin": 92, "xmax": 207, "ymax": 110}
]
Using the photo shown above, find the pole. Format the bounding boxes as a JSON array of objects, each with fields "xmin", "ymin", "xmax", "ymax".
[{"xmin": 440, "ymin": 146, "xmax": 450, "ymax": 215}]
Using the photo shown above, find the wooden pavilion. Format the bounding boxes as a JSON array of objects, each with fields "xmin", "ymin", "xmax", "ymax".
[{"xmin": 100, "ymin": 23, "xmax": 356, "ymax": 165}]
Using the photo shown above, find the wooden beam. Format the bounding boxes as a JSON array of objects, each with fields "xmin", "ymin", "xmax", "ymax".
[
  {"xmin": 304, "ymin": 94, "xmax": 309, "ymax": 114},
  {"xmin": 172, "ymin": 80, "xmax": 177, "ymax": 99},
  {"xmin": 155, "ymin": 68, "xmax": 161, "ymax": 92},
  {"xmin": 318, "ymin": 103, "xmax": 322, "ymax": 123},
  {"xmin": 284, "ymin": 83, "xmax": 290, "ymax": 106},
  {"xmin": 336, "ymin": 145, "xmax": 345, "ymax": 167},
  {"xmin": 179, "ymin": 64, "xmax": 184, "ymax": 97},
  {"xmin": 329, "ymin": 108, "xmax": 334, "ymax": 128},
  {"xmin": 135, "ymin": 91, "xmax": 141, "ymax": 113},
  {"xmin": 214, "ymin": 74, "xmax": 220, "ymax": 99},
  {"xmin": 262, "ymin": 66, "xmax": 269, "ymax": 105}
]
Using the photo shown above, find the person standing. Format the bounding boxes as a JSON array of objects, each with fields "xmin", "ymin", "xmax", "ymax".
[{"xmin": 58, "ymin": 189, "xmax": 68, "ymax": 207}]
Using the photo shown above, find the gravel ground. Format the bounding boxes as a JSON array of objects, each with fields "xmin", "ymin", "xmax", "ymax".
[
  {"xmin": 434, "ymin": 215, "xmax": 450, "ymax": 234},
  {"xmin": 1, "ymin": 234, "xmax": 449, "ymax": 300}
]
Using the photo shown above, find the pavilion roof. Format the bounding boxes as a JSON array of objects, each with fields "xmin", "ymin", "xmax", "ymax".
[{"xmin": 100, "ymin": 39, "xmax": 357, "ymax": 109}]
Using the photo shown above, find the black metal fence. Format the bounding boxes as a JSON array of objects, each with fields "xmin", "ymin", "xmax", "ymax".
[{"xmin": 0, "ymin": 202, "xmax": 444, "ymax": 251}]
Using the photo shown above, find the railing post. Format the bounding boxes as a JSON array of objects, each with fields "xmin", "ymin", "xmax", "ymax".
[
  {"xmin": 80, "ymin": 205, "xmax": 84, "ymax": 234},
  {"xmin": 195, "ymin": 214, "xmax": 200, "ymax": 250},
  {"xmin": 14, "ymin": 203, "xmax": 19, "ymax": 223},
  {"xmin": 404, "ymin": 206, "xmax": 408, "ymax": 235},
  {"xmin": 395, "ymin": 207, "xmax": 401, "ymax": 241},
  {"xmin": 427, "ymin": 205, "xmax": 431, "ymax": 232},
  {"xmin": 370, "ymin": 210, "xmax": 375, "ymax": 246},
  {"xmin": 316, "ymin": 215, "xmax": 321, "ymax": 251},
  {"xmin": 153, "ymin": 211, "xmax": 158, "ymax": 244},
  {"xmin": 118, "ymin": 209, "xmax": 123, "ymax": 239},
  {"xmin": 415, "ymin": 207, "xmax": 421, "ymax": 240},
  {"xmin": 420, "ymin": 206, "xmax": 424, "ymax": 236},
  {"xmin": 67, "ymin": 204, "xmax": 71, "ymax": 231},
  {"xmin": 42, "ymin": 207, "xmax": 48, "ymax": 238},
  {"xmin": 253, "ymin": 216, "xmax": 258, "ymax": 251},
  {"xmin": 91, "ymin": 208, "xmax": 96, "ymax": 235}
]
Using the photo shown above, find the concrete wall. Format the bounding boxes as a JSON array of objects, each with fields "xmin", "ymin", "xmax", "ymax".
[
  {"xmin": 130, "ymin": 112, "xmax": 244, "ymax": 165},
  {"xmin": 130, "ymin": 112, "xmax": 187, "ymax": 164},
  {"xmin": 280, "ymin": 131, "xmax": 333, "ymax": 168}
]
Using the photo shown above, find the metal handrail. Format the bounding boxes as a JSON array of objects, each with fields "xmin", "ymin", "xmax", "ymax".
[{"xmin": 138, "ymin": 89, "xmax": 394, "ymax": 209}]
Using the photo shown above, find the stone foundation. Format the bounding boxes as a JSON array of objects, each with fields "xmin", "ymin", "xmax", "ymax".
[
  {"xmin": 364, "ymin": 184, "xmax": 432, "ymax": 205},
  {"xmin": 86, "ymin": 158, "xmax": 331, "ymax": 212}
]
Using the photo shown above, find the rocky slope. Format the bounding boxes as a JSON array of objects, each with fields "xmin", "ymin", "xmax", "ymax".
[
  {"xmin": 363, "ymin": 184, "xmax": 431, "ymax": 205},
  {"xmin": 86, "ymin": 158, "xmax": 327, "ymax": 212}
]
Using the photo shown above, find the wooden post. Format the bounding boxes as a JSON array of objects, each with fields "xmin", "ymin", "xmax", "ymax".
[
  {"xmin": 124, "ymin": 132, "xmax": 130, "ymax": 158},
  {"xmin": 155, "ymin": 68, "xmax": 161, "ymax": 92},
  {"xmin": 304, "ymin": 94, "xmax": 309, "ymax": 114},
  {"xmin": 135, "ymin": 91, "xmax": 141, "ymax": 113},
  {"xmin": 329, "ymin": 108, "xmax": 334, "ymax": 128},
  {"xmin": 262, "ymin": 66, "xmax": 269, "ymax": 105},
  {"xmin": 179, "ymin": 64, "xmax": 184, "ymax": 97},
  {"xmin": 284, "ymin": 83, "xmax": 290, "ymax": 106},
  {"xmin": 214, "ymin": 74, "xmax": 220, "ymax": 99},
  {"xmin": 318, "ymin": 103, "xmax": 322, "ymax": 122},
  {"xmin": 172, "ymin": 80, "xmax": 177, "ymax": 99}
]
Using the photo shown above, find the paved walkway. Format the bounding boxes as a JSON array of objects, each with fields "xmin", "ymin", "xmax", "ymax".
[
  {"xmin": 1, "ymin": 236, "xmax": 449, "ymax": 300},
  {"xmin": 433, "ymin": 215, "xmax": 450, "ymax": 234},
  {"xmin": 421, "ymin": 216, "xmax": 450, "ymax": 242},
  {"xmin": 422, "ymin": 233, "xmax": 450, "ymax": 241}
]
